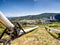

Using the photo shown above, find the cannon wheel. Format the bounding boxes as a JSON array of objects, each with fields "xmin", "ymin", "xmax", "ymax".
[{"xmin": 0, "ymin": 39, "xmax": 11, "ymax": 45}]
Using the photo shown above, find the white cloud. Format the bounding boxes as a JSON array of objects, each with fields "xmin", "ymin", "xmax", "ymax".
[
  {"xmin": 4, "ymin": 12, "xmax": 32, "ymax": 17},
  {"xmin": 4, "ymin": 11, "xmax": 41, "ymax": 17}
]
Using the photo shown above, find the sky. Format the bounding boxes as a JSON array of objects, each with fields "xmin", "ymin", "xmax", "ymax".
[{"xmin": 0, "ymin": 0, "xmax": 60, "ymax": 17}]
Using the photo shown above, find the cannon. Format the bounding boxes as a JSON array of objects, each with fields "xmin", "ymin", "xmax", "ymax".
[
  {"xmin": 0, "ymin": 11, "xmax": 39, "ymax": 45},
  {"xmin": 45, "ymin": 26, "xmax": 60, "ymax": 39}
]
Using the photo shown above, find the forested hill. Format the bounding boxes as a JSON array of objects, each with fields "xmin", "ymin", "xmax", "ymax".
[{"xmin": 8, "ymin": 13, "xmax": 60, "ymax": 21}]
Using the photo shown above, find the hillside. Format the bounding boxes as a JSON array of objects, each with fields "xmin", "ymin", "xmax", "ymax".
[{"xmin": 8, "ymin": 13, "xmax": 60, "ymax": 21}]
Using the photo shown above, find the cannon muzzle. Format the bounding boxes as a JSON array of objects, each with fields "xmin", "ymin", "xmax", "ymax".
[{"xmin": 0, "ymin": 11, "xmax": 14, "ymax": 30}]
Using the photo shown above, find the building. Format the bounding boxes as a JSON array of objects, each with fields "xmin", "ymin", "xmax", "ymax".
[{"xmin": 49, "ymin": 16, "xmax": 56, "ymax": 22}]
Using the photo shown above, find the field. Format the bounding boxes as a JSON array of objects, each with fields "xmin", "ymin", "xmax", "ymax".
[
  {"xmin": 0, "ymin": 22, "xmax": 60, "ymax": 45},
  {"xmin": 45, "ymin": 22, "xmax": 60, "ymax": 29},
  {"xmin": 11, "ymin": 25, "xmax": 60, "ymax": 45}
]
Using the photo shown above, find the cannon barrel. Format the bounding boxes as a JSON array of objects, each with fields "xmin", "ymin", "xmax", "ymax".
[{"xmin": 0, "ymin": 11, "xmax": 15, "ymax": 30}]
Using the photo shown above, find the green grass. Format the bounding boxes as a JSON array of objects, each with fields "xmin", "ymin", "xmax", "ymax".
[
  {"xmin": 45, "ymin": 22, "xmax": 60, "ymax": 29},
  {"xmin": 0, "ymin": 23, "xmax": 5, "ymax": 36}
]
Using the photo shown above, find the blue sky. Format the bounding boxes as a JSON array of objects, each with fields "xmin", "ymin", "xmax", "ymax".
[{"xmin": 0, "ymin": 0, "xmax": 60, "ymax": 17}]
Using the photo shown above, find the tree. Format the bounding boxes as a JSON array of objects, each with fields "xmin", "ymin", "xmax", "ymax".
[
  {"xmin": 22, "ymin": 22, "xmax": 27, "ymax": 25},
  {"xmin": 55, "ymin": 14, "xmax": 60, "ymax": 21}
]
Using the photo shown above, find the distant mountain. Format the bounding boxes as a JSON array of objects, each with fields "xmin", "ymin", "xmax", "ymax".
[{"xmin": 8, "ymin": 13, "xmax": 60, "ymax": 21}]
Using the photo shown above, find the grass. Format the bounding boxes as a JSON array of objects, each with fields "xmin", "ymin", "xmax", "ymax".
[
  {"xmin": 45, "ymin": 22, "xmax": 60, "ymax": 29},
  {"xmin": 0, "ymin": 23, "xmax": 60, "ymax": 45},
  {"xmin": 0, "ymin": 23, "xmax": 5, "ymax": 36},
  {"xmin": 11, "ymin": 25, "xmax": 60, "ymax": 45}
]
